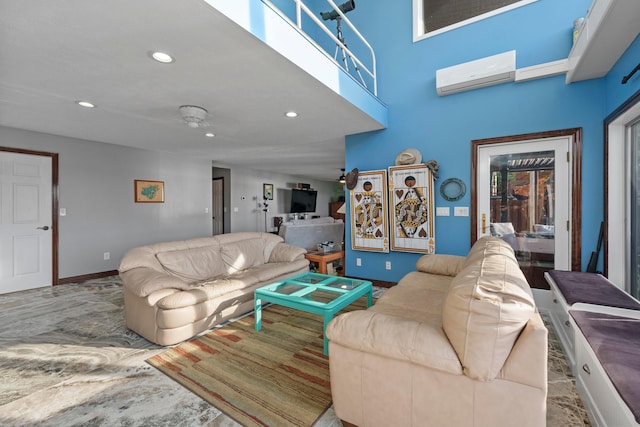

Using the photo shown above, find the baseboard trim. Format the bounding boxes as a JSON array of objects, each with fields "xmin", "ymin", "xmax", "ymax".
[
  {"xmin": 350, "ymin": 277, "xmax": 396, "ymax": 288},
  {"xmin": 58, "ymin": 270, "xmax": 119, "ymax": 285}
]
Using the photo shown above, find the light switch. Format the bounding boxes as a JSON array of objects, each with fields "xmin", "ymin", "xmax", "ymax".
[
  {"xmin": 454, "ymin": 206, "xmax": 469, "ymax": 216},
  {"xmin": 59, "ymin": 208, "xmax": 67, "ymax": 216},
  {"xmin": 436, "ymin": 207, "xmax": 450, "ymax": 216}
]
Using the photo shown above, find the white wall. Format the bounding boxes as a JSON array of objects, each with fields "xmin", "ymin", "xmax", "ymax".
[
  {"xmin": 227, "ymin": 167, "xmax": 340, "ymax": 233},
  {"xmin": 2, "ymin": 126, "xmax": 343, "ymax": 279},
  {"xmin": 1, "ymin": 126, "xmax": 212, "ymax": 278}
]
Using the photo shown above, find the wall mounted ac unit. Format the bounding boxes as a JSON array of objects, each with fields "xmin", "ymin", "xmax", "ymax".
[{"xmin": 436, "ymin": 51, "xmax": 516, "ymax": 96}]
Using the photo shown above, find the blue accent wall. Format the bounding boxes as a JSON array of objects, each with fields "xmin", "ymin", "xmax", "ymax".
[
  {"xmin": 604, "ymin": 35, "xmax": 640, "ymax": 114},
  {"xmin": 341, "ymin": 0, "xmax": 632, "ymax": 282}
]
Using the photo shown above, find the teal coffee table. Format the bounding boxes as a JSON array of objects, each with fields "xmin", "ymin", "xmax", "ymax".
[{"xmin": 254, "ymin": 272, "xmax": 373, "ymax": 355}]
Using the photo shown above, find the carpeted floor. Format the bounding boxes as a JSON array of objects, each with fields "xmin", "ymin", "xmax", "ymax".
[
  {"xmin": 148, "ymin": 299, "xmax": 368, "ymax": 427},
  {"xmin": 0, "ymin": 276, "xmax": 590, "ymax": 426}
]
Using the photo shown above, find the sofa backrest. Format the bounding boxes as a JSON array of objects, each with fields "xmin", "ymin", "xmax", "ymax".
[
  {"xmin": 278, "ymin": 217, "xmax": 344, "ymax": 250},
  {"xmin": 118, "ymin": 232, "xmax": 285, "ymax": 280},
  {"xmin": 442, "ymin": 236, "xmax": 536, "ymax": 381}
]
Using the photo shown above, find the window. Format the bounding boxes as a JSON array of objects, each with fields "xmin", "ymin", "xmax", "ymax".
[
  {"xmin": 413, "ymin": 0, "xmax": 538, "ymax": 41},
  {"xmin": 605, "ymin": 93, "xmax": 640, "ymax": 296},
  {"xmin": 629, "ymin": 119, "xmax": 640, "ymax": 299}
]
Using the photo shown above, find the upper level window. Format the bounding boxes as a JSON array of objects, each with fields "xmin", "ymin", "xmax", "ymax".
[{"xmin": 413, "ymin": 0, "xmax": 538, "ymax": 41}]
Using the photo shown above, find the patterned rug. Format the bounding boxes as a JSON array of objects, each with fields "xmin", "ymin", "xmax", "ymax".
[{"xmin": 147, "ymin": 297, "xmax": 369, "ymax": 427}]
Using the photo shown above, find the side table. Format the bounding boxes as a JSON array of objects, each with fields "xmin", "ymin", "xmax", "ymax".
[{"xmin": 304, "ymin": 250, "xmax": 345, "ymax": 275}]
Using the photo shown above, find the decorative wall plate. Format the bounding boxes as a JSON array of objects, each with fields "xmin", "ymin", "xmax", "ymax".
[{"xmin": 440, "ymin": 178, "xmax": 466, "ymax": 201}]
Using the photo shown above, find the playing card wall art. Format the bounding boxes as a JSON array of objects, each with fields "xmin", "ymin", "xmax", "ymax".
[
  {"xmin": 389, "ymin": 164, "xmax": 435, "ymax": 253},
  {"xmin": 350, "ymin": 169, "xmax": 389, "ymax": 252}
]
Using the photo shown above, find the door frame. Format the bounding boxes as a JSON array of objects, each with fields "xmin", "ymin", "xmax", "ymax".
[
  {"xmin": 604, "ymin": 88, "xmax": 640, "ymax": 284},
  {"xmin": 1, "ymin": 146, "xmax": 59, "ymax": 286},
  {"xmin": 212, "ymin": 176, "xmax": 224, "ymax": 235},
  {"xmin": 471, "ymin": 128, "xmax": 582, "ymax": 272}
]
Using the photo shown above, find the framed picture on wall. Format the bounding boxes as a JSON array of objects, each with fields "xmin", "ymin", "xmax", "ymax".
[
  {"xmin": 388, "ymin": 164, "xmax": 435, "ymax": 253},
  {"xmin": 263, "ymin": 183, "xmax": 274, "ymax": 200},
  {"xmin": 134, "ymin": 180, "xmax": 165, "ymax": 203},
  {"xmin": 350, "ymin": 169, "xmax": 389, "ymax": 252}
]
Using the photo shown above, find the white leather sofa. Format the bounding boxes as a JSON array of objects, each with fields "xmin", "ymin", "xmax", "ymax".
[
  {"xmin": 326, "ymin": 236, "xmax": 547, "ymax": 427},
  {"xmin": 118, "ymin": 232, "xmax": 309, "ymax": 345},
  {"xmin": 278, "ymin": 216, "xmax": 344, "ymax": 250}
]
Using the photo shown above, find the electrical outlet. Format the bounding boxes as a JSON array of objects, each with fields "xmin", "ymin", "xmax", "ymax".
[
  {"xmin": 385, "ymin": 261, "xmax": 391, "ymax": 270},
  {"xmin": 103, "ymin": 252, "xmax": 110, "ymax": 260},
  {"xmin": 356, "ymin": 258, "xmax": 361, "ymax": 266}
]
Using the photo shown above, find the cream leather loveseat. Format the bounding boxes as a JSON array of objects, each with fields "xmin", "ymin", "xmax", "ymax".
[
  {"xmin": 326, "ymin": 236, "xmax": 547, "ymax": 427},
  {"xmin": 118, "ymin": 232, "xmax": 309, "ymax": 345}
]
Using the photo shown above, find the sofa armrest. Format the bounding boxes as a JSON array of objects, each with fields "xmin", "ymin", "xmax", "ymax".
[
  {"xmin": 268, "ymin": 242, "xmax": 307, "ymax": 263},
  {"xmin": 120, "ymin": 268, "xmax": 191, "ymax": 298},
  {"xmin": 498, "ymin": 312, "xmax": 548, "ymax": 390},
  {"xmin": 326, "ymin": 310, "xmax": 463, "ymax": 375},
  {"xmin": 416, "ymin": 254, "xmax": 466, "ymax": 277}
]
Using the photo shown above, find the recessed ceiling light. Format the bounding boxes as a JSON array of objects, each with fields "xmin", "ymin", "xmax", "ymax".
[
  {"xmin": 76, "ymin": 101, "xmax": 95, "ymax": 108},
  {"xmin": 205, "ymin": 132, "xmax": 215, "ymax": 138},
  {"xmin": 150, "ymin": 51, "xmax": 174, "ymax": 63},
  {"xmin": 285, "ymin": 111, "xmax": 298, "ymax": 118}
]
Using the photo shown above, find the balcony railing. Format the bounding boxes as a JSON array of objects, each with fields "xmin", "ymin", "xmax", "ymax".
[{"xmin": 264, "ymin": 0, "xmax": 377, "ymax": 96}]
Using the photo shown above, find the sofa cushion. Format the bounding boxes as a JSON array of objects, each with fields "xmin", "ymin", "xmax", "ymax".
[
  {"xmin": 442, "ymin": 237, "xmax": 535, "ymax": 381},
  {"xmin": 462, "ymin": 235, "xmax": 518, "ymax": 270},
  {"xmin": 372, "ymin": 271, "xmax": 452, "ymax": 326},
  {"xmin": 155, "ymin": 276, "xmax": 258, "ymax": 310},
  {"xmin": 327, "ymin": 310, "xmax": 463, "ymax": 375},
  {"xmin": 268, "ymin": 242, "xmax": 307, "ymax": 263},
  {"xmin": 416, "ymin": 254, "xmax": 466, "ymax": 277},
  {"xmin": 221, "ymin": 238, "xmax": 265, "ymax": 273},
  {"xmin": 156, "ymin": 245, "xmax": 226, "ymax": 282},
  {"xmin": 247, "ymin": 259, "xmax": 310, "ymax": 283}
]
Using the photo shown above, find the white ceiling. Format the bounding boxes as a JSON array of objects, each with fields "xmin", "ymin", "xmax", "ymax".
[{"xmin": 0, "ymin": 0, "xmax": 383, "ymax": 181}]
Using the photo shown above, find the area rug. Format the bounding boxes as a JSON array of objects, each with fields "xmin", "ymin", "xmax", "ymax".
[{"xmin": 147, "ymin": 297, "xmax": 369, "ymax": 427}]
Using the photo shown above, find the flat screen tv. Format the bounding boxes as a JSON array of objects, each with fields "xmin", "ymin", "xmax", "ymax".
[{"xmin": 290, "ymin": 189, "xmax": 317, "ymax": 213}]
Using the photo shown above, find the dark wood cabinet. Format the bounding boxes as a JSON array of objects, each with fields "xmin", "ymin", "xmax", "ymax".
[{"xmin": 329, "ymin": 201, "xmax": 345, "ymax": 221}]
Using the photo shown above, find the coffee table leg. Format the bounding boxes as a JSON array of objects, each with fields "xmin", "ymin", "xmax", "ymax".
[
  {"xmin": 366, "ymin": 287, "xmax": 373, "ymax": 307},
  {"xmin": 255, "ymin": 296, "xmax": 262, "ymax": 331},
  {"xmin": 323, "ymin": 312, "xmax": 333, "ymax": 355}
]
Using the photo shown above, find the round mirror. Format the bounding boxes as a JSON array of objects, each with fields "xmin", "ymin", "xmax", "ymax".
[{"xmin": 440, "ymin": 178, "xmax": 466, "ymax": 202}]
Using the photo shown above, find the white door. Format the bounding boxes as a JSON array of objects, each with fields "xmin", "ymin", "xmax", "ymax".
[
  {"xmin": 476, "ymin": 137, "xmax": 570, "ymax": 288},
  {"xmin": 0, "ymin": 151, "xmax": 52, "ymax": 293}
]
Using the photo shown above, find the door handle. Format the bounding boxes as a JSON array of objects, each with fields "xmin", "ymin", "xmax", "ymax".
[{"xmin": 37, "ymin": 226, "xmax": 50, "ymax": 231}]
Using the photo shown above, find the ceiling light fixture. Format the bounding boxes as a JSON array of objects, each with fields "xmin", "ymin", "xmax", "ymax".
[
  {"xmin": 205, "ymin": 132, "xmax": 215, "ymax": 138},
  {"xmin": 338, "ymin": 168, "xmax": 346, "ymax": 183},
  {"xmin": 285, "ymin": 111, "xmax": 298, "ymax": 118},
  {"xmin": 179, "ymin": 105, "xmax": 209, "ymax": 128},
  {"xmin": 151, "ymin": 51, "xmax": 174, "ymax": 63},
  {"xmin": 76, "ymin": 101, "xmax": 95, "ymax": 108}
]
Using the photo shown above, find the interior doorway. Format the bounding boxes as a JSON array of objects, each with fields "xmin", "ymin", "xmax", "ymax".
[
  {"xmin": 212, "ymin": 177, "xmax": 224, "ymax": 235},
  {"xmin": 471, "ymin": 129, "xmax": 582, "ymax": 289},
  {"xmin": 0, "ymin": 147, "xmax": 58, "ymax": 293}
]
